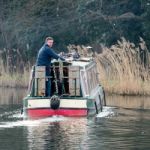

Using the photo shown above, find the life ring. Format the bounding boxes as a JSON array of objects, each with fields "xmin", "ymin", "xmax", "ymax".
[{"xmin": 50, "ymin": 95, "xmax": 60, "ymax": 110}]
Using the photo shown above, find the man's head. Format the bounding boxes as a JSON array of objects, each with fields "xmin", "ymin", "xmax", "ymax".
[{"xmin": 45, "ymin": 37, "xmax": 54, "ymax": 47}]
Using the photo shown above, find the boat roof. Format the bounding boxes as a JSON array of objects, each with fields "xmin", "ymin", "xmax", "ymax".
[
  {"xmin": 72, "ymin": 61, "xmax": 90, "ymax": 67},
  {"xmin": 52, "ymin": 57, "xmax": 95, "ymax": 68}
]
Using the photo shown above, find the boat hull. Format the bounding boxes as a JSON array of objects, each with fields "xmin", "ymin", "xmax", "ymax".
[
  {"xmin": 23, "ymin": 85, "xmax": 105, "ymax": 119},
  {"xmin": 26, "ymin": 108, "xmax": 87, "ymax": 119},
  {"xmin": 23, "ymin": 96, "xmax": 102, "ymax": 119}
]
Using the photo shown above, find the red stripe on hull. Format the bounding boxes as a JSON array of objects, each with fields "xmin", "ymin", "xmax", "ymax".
[{"xmin": 27, "ymin": 108, "xmax": 87, "ymax": 119}]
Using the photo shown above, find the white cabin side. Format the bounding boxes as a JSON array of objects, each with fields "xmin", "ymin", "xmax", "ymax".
[{"xmin": 71, "ymin": 60, "xmax": 100, "ymax": 98}]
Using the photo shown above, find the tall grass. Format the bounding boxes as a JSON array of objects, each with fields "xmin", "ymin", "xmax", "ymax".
[
  {"xmin": 68, "ymin": 38, "xmax": 150, "ymax": 95},
  {"xmin": 96, "ymin": 38, "xmax": 150, "ymax": 95},
  {"xmin": 1, "ymin": 38, "xmax": 150, "ymax": 95},
  {"xmin": 0, "ymin": 48, "xmax": 31, "ymax": 88}
]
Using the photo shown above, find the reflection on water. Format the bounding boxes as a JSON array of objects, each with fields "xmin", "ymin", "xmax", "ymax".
[
  {"xmin": 0, "ymin": 87, "xmax": 26, "ymax": 105},
  {"xmin": 0, "ymin": 88, "xmax": 150, "ymax": 150},
  {"xmin": 107, "ymin": 95, "xmax": 150, "ymax": 109},
  {"xmin": 27, "ymin": 118, "xmax": 87, "ymax": 150}
]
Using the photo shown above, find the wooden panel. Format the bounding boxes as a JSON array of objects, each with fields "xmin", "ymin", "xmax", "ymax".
[
  {"xmin": 69, "ymin": 66, "xmax": 80, "ymax": 96},
  {"xmin": 35, "ymin": 66, "xmax": 46, "ymax": 78},
  {"xmin": 38, "ymin": 78, "xmax": 46, "ymax": 96},
  {"xmin": 34, "ymin": 66, "xmax": 46, "ymax": 96},
  {"xmin": 69, "ymin": 89, "xmax": 80, "ymax": 96}
]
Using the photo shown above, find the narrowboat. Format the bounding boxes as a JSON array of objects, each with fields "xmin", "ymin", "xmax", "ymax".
[{"xmin": 23, "ymin": 55, "xmax": 106, "ymax": 119}]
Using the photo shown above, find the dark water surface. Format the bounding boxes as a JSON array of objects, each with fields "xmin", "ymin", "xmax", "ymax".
[{"xmin": 0, "ymin": 88, "xmax": 150, "ymax": 150}]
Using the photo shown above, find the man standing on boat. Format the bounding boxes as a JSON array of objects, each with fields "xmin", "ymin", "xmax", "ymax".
[{"xmin": 36, "ymin": 37, "xmax": 65, "ymax": 96}]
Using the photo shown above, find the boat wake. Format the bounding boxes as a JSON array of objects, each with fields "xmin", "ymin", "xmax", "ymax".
[
  {"xmin": 0, "ymin": 112, "xmax": 67, "ymax": 129},
  {"xmin": 96, "ymin": 106, "xmax": 117, "ymax": 118},
  {"xmin": 0, "ymin": 106, "xmax": 117, "ymax": 128}
]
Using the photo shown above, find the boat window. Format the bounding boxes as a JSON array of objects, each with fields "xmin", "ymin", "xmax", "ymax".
[
  {"xmin": 80, "ymin": 70, "xmax": 89, "ymax": 96},
  {"xmin": 78, "ymin": 63, "xmax": 99, "ymax": 97}
]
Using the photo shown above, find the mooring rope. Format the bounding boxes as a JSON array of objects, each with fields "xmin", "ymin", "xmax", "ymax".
[
  {"xmin": 59, "ymin": 61, "xmax": 63, "ymax": 82},
  {"xmin": 53, "ymin": 63, "xmax": 58, "ymax": 94},
  {"xmin": 59, "ymin": 61, "xmax": 66, "ymax": 94}
]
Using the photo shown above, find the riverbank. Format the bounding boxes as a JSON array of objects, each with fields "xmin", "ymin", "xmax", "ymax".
[
  {"xmin": 0, "ymin": 48, "xmax": 31, "ymax": 88},
  {"xmin": 106, "ymin": 94, "xmax": 150, "ymax": 109},
  {"xmin": 0, "ymin": 61, "xmax": 29, "ymax": 88},
  {"xmin": 101, "ymin": 80, "xmax": 150, "ymax": 96},
  {"xmin": 0, "ymin": 38, "xmax": 150, "ymax": 95},
  {"xmin": 95, "ymin": 38, "xmax": 150, "ymax": 96},
  {"xmin": 0, "ymin": 72, "xmax": 29, "ymax": 88},
  {"xmin": 1, "ymin": 71, "xmax": 149, "ymax": 95},
  {"xmin": 68, "ymin": 38, "xmax": 150, "ymax": 96}
]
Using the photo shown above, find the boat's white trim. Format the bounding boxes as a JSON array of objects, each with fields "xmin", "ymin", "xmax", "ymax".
[
  {"xmin": 28, "ymin": 99, "xmax": 50, "ymax": 108},
  {"xmin": 27, "ymin": 99, "xmax": 87, "ymax": 109}
]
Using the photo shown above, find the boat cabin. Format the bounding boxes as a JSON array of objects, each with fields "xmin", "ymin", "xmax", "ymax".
[{"xmin": 28, "ymin": 58, "xmax": 101, "ymax": 99}]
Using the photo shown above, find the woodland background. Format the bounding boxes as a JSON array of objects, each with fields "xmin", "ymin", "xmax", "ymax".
[{"xmin": 0, "ymin": 0, "xmax": 150, "ymax": 95}]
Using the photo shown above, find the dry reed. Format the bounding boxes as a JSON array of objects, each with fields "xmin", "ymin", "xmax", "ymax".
[
  {"xmin": 1, "ymin": 38, "xmax": 150, "ymax": 95},
  {"xmin": 0, "ymin": 49, "xmax": 31, "ymax": 88},
  {"xmin": 68, "ymin": 38, "xmax": 150, "ymax": 95},
  {"xmin": 96, "ymin": 38, "xmax": 150, "ymax": 95}
]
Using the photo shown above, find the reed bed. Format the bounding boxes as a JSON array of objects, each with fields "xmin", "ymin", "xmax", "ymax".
[
  {"xmin": 1, "ymin": 38, "xmax": 150, "ymax": 95},
  {"xmin": 96, "ymin": 38, "xmax": 150, "ymax": 95},
  {"xmin": 0, "ymin": 67, "xmax": 30, "ymax": 88},
  {"xmin": 68, "ymin": 38, "xmax": 150, "ymax": 95},
  {"xmin": 0, "ymin": 48, "xmax": 31, "ymax": 88}
]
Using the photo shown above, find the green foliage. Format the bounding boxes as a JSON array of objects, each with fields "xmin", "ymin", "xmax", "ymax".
[
  {"xmin": 142, "ymin": 0, "xmax": 150, "ymax": 48},
  {"xmin": 0, "ymin": 0, "xmax": 150, "ymax": 60}
]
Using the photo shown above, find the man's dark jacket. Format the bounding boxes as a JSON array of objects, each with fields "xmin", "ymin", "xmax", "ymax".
[{"xmin": 36, "ymin": 44, "xmax": 64, "ymax": 66}]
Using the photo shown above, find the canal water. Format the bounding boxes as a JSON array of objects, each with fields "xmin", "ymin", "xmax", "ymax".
[{"xmin": 0, "ymin": 88, "xmax": 150, "ymax": 150}]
